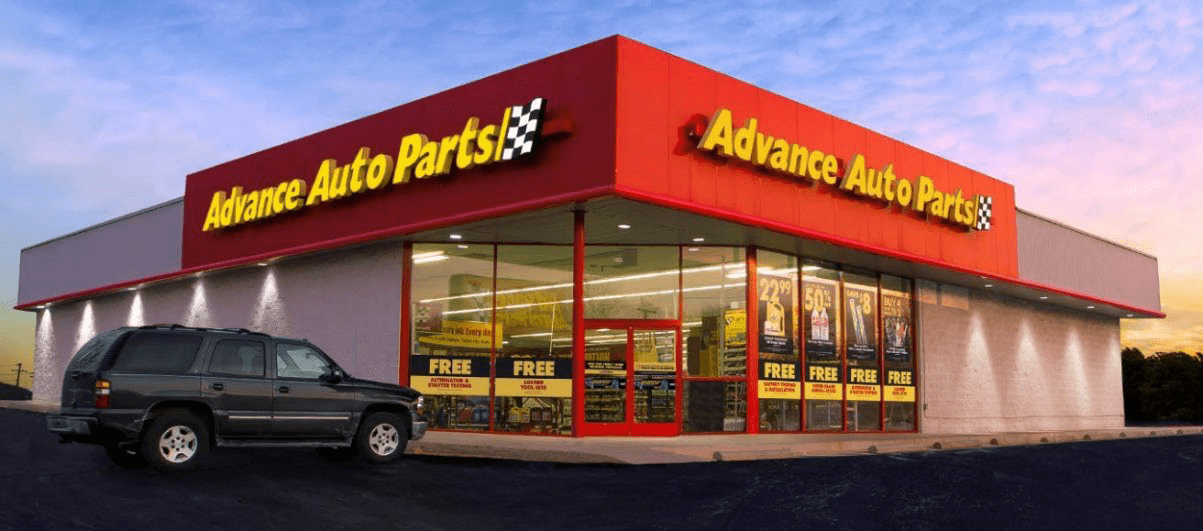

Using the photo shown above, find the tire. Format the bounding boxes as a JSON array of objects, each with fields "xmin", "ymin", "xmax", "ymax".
[
  {"xmin": 316, "ymin": 446, "xmax": 358, "ymax": 463},
  {"xmin": 141, "ymin": 410, "xmax": 210, "ymax": 473},
  {"xmin": 104, "ymin": 441, "xmax": 149, "ymax": 469},
  {"xmin": 356, "ymin": 412, "xmax": 408, "ymax": 464}
]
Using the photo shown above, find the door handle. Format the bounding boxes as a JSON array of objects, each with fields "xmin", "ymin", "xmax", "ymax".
[
  {"xmin": 210, "ymin": 382, "xmax": 224, "ymax": 391},
  {"xmin": 277, "ymin": 386, "xmax": 290, "ymax": 393}
]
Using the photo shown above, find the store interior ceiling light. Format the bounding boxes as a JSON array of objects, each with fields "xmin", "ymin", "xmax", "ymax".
[
  {"xmin": 692, "ymin": 237, "xmax": 705, "ymax": 242},
  {"xmin": 617, "ymin": 224, "xmax": 631, "ymax": 229},
  {"xmin": 1040, "ymin": 296, "xmax": 1048, "ymax": 299},
  {"xmin": 457, "ymin": 244, "xmax": 469, "ymax": 249},
  {"xmin": 984, "ymin": 284, "xmax": 993, "ymax": 288},
  {"xmin": 688, "ymin": 247, "xmax": 699, "ymax": 252},
  {"xmin": 449, "ymin": 234, "xmax": 463, "ymax": 240}
]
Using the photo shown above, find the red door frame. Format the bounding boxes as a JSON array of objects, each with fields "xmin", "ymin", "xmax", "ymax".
[{"xmin": 580, "ymin": 319, "xmax": 681, "ymax": 436}]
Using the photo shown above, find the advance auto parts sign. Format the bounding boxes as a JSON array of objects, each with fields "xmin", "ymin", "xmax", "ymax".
[
  {"xmin": 202, "ymin": 98, "xmax": 548, "ymax": 232},
  {"xmin": 693, "ymin": 109, "xmax": 994, "ymax": 232}
]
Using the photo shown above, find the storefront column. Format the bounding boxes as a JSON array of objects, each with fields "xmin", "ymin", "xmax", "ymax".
[
  {"xmin": 746, "ymin": 246, "xmax": 759, "ymax": 434},
  {"xmin": 572, "ymin": 209, "xmax": 585, "ymax": 437},
  {"xmin": 399, "ymin": 241, "xmax": 412, "ymax": 387}
]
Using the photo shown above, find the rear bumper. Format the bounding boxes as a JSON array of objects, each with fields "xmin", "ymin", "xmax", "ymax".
[
  {"xmin": 46, "ymin": 414, "xmax": 101, "ymax": 443},
  {"xmin": 410, "ymin": 420, "xmax": 427, "ymax": 441},
  {"xmin": 47, "ymin": 410, "xmax": 146, "ymax": 444}
]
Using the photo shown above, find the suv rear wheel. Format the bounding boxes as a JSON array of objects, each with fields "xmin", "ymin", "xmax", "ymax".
[
  {"xmin": 356, "ymin": 412, "xmax": 408, "ymax": 464},
  {"xmin": 142, "ymin": 410, "xmax": 210, "ymax": 473}
]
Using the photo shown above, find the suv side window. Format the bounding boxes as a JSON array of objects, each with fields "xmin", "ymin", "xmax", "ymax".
[
  {"xmin": 109, "ymin": 331, "xmax": 203, "ymax": 373},
  {"xmin": 208, "ymin": 339, "xmax": 266, "ymax": 377},
  {"xmin": 276, "ymin": 344, "xmax": 331, "ymax": 380}
]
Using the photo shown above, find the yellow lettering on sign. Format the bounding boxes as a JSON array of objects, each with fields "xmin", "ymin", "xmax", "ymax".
[
  {"xmin": 887, "ymin": 370, "xmax": 913, "ymax": 385},
  {"xmin": 850, "ymin": 368, "xmax": 878, "ymax": 384},
  {"xmin": 394, "ymin": 134, "xmax": 426, "ymax": 184},
  {"xmin": 688, "ymin": 108, "xmax": 990, "ymax": 233},
  {"xmin": 764, "ymin": 362, "xmax": 796, "ymax": 380},
  {"xmin": 698, "ymin": 108, "xmax": 734, "ymax": 156},
  {"xmin": 809, "ymin": 365, "xmax": 839, "ymax": 382}
]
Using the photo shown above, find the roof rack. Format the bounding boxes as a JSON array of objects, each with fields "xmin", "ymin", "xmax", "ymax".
[{"xmin": 136, "ymin": 324, "xmax": 270, "ymax": 337}]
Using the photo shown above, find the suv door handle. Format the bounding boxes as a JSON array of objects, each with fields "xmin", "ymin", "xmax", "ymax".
[
  {"xmin": 209, "ymin": 383, "xmax": 224, "ymax": 391},
  {"xmin": 277, "ymin": 386, "xmax": 290, "ymax": 393}
]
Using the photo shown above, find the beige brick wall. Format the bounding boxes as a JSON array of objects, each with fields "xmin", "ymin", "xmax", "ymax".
[
  {"xmin": 917, "ymin": 281, "xmax": 1124, "ymax": 433},
  {"xmin": 32, "ymin": 243, "xmax": 403, "ymax": 403}
]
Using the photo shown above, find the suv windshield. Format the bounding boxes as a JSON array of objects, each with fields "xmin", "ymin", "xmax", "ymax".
[{"xmin": 64, "ymin": 328, "xmax": 129, "ymax": 373}]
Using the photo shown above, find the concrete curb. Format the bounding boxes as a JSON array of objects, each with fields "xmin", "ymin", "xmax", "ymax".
[{"xmin": 6, "ymin": 400, "xmax": 1201, "ymax": 465}]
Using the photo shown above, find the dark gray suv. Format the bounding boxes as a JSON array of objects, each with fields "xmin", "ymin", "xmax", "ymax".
[{"xmin": 46, "ymin": 325, "xmax": 427, "ymax": 472}]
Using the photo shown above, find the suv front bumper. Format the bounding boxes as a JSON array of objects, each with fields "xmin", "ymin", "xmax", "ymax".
[{"xmin": 411, "ymin": 420, "xmax": 427, "ymax": 440}]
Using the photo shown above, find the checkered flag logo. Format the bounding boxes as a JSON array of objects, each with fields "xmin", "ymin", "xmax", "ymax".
[
  {"xmin": 975, "ymin": 196, "xmax": 993, "ymax": 231},
  {"xmin": 500, "ymin": 98, "xmax": 546, "ymax": 161}
]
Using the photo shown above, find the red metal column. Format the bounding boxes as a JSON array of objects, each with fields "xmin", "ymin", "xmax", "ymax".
[
  {"xmin": 489, "ymin": 244, "xmax": 498, "ymax": 433},
  {"xmin": 745, "ymin": 247, "xmax": 759, "ymax": 434},
  {"xmin": 572, "ymin": 209, "xmax": 586, "ymax": 437},
  {"xmin": 399, "ymin": 241, "xmax": 412, "ymax": 387}
]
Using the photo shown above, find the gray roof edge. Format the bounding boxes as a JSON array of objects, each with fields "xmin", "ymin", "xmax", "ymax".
[
  {"xmin": 20, "ymin": 197, "xmax": 185, "ymax": 252},
  {"xmin": 1016, "ymin": 207, "xmax": 1157, "ymax": 261}
]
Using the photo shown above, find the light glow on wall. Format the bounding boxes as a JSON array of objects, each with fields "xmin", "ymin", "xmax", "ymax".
[
  {"xmin": 33, "ymin": 308, "xmax": 56, "ymax": 400},
  {"xmin": 184, "ymin": 278, "xmax": 212, "ymax": 327},
  {"xmin": 75, "ymin": 300, "xmax": 96, "ymax": 354},
  {"xmin": 252, "ymin": 267, "xmax": 289, "ymax": 335},
  {"xmin": 126, "ymin": 290, "xmax": 145, "ymax": 327}
]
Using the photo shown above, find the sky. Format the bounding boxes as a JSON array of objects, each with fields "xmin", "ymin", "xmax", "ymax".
[{"xmin": 1, "ymin": 0, "xmax": 1201, "ymax": 386}]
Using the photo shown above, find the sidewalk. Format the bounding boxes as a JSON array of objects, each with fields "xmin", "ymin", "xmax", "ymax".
[{"xmin": 8, "ymin": 399, "xmax": 1200, "ymax": 465}]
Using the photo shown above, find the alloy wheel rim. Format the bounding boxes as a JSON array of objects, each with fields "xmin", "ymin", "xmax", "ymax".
[
  {"xmin": 368, "ymin": 423, "xmax": 399, "ymax": 456},
  {"xmin": 158, "ymin": 425, "xmax": 198, "ymax": 463}
]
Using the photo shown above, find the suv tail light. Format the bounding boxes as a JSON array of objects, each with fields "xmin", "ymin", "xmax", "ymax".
[{"xmin": 94, "ymin": 379, "xmax": 111, "ymax": 409}]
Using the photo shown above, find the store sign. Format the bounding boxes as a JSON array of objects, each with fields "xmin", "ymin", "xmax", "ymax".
[
  {"xmin": 202, "ymin": 97, "xmax": 549, "ymax": 232},
  {"xmin": 416, "ymin": 321, "xmax": 502, "ymax": 350},
  {"xmin": 691, "ymin": 109, "xmax": 993, "ymax": 232},
  {"xmin": 495, "ymin": 358, "xmax": 572, "ymax": 398},
  {"xmin": 409, "ymin": 355, "xmax": 491, "ymax": 396},
  {"xmin": 758, "ymin": 360, "xmax": 801, "ymax": 400},
  {"xmin": 884, "ymin": 369, "xmax": 916, "ymax": 402},
  {"xmin": 846, "ymin": 367, "xmax": 882, "ymax": 402},
  {"xmin": 804, "ymin": 362, "xmax": 844, "ymax": 400}
]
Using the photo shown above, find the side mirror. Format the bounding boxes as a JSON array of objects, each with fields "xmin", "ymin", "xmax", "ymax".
[{"xmin": 321, "ymin": 368, "xmax": 345, "ymax": 384}]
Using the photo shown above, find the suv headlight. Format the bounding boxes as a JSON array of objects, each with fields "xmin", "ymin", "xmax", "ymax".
[{"xmin": 414, "ymin": 396, "xmax": 425, "ymax": 415}]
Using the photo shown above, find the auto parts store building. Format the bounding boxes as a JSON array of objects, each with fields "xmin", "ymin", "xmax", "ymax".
[{"xmin": 17, "ymin": 35, "xmax": 1162, "ymax": 437}]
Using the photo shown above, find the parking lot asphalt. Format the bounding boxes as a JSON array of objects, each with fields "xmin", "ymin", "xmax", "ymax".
[{"xmin": 5, "ymin": 407, "xmax": 1203, "ymax": 530}]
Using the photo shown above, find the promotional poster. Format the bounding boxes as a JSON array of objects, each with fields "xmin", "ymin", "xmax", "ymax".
[
  {"xmin": 757, "ymin": 274, "xmax": 795, "ymax": 356},
  {"xmin": 883, "ymin": 290, "xmax": 913, "ymax": 363},
  {"xmin": 844, "ymin": 284, "xmax": 877, "ymax": 361},
  {"xmin": 803, "ymin": 278, "xmax": 838, "ymax": 360}
]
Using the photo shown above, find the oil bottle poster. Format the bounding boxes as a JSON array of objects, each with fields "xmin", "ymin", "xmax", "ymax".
[
  {"xmin": 757, "ymin": 274, "xmax": 794, "ymax": 356},
  {"xmin": 844, "ymin": 284, "xmax": 877, "ymax": 361},
  {"xmin": 803, "ymin": 277, "xmax": 838, "ymax": 360}
]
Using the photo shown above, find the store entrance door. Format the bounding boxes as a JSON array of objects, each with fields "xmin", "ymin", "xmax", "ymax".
[{"xmin": 581, "ymin": 323, "xmax": 679, "ymax": 436}]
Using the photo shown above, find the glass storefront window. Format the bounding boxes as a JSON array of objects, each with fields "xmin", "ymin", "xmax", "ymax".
[
  {"xmin": 683, "ymin": 381, "xmax": 746, "ymax": 433},
  {"xmin": 583, "ymin": 246, "xmax": 679, "ymax": 320},
  {"xmin": 843, "ymin": 271, "xmax": 880, "ymax": 432},
  {"xmin": 756, "ymin": 250, "xmax": 800, "ymax": 432},
  {"xmin": 584, "ymin": 328, "xmax": 627, "ymax": 423},
  {"xmin": 682, "ymin": 247, "xmax": 746, "ymax": 378},
  {"xmin": 494, "ymin": 245, "xmax": 574, "ymax": 434},
  {"xmin": 803, "ymin": 262, "xmax": 842, "ymax": 431},
  {"xmin": 410, "ymin": 243, "xmax": 495, "ymax": 431},
  {"xmin": 882, "ymin": 274, "xmax": 916, "ymax": 431}
]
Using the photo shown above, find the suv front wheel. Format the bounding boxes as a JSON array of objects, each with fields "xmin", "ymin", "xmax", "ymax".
[
  {"xmin": 356, "ymin": 412, "xmax": 408, "ymax": 464},
  {"xmin": 142, "ymin": 410, "xmax": 210, "ymax": 473}
]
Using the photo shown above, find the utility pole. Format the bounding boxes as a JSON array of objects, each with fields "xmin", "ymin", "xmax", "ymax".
[{"xmin": 13, "ymin": 363, "xmax": 25, "ymax": 388}]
